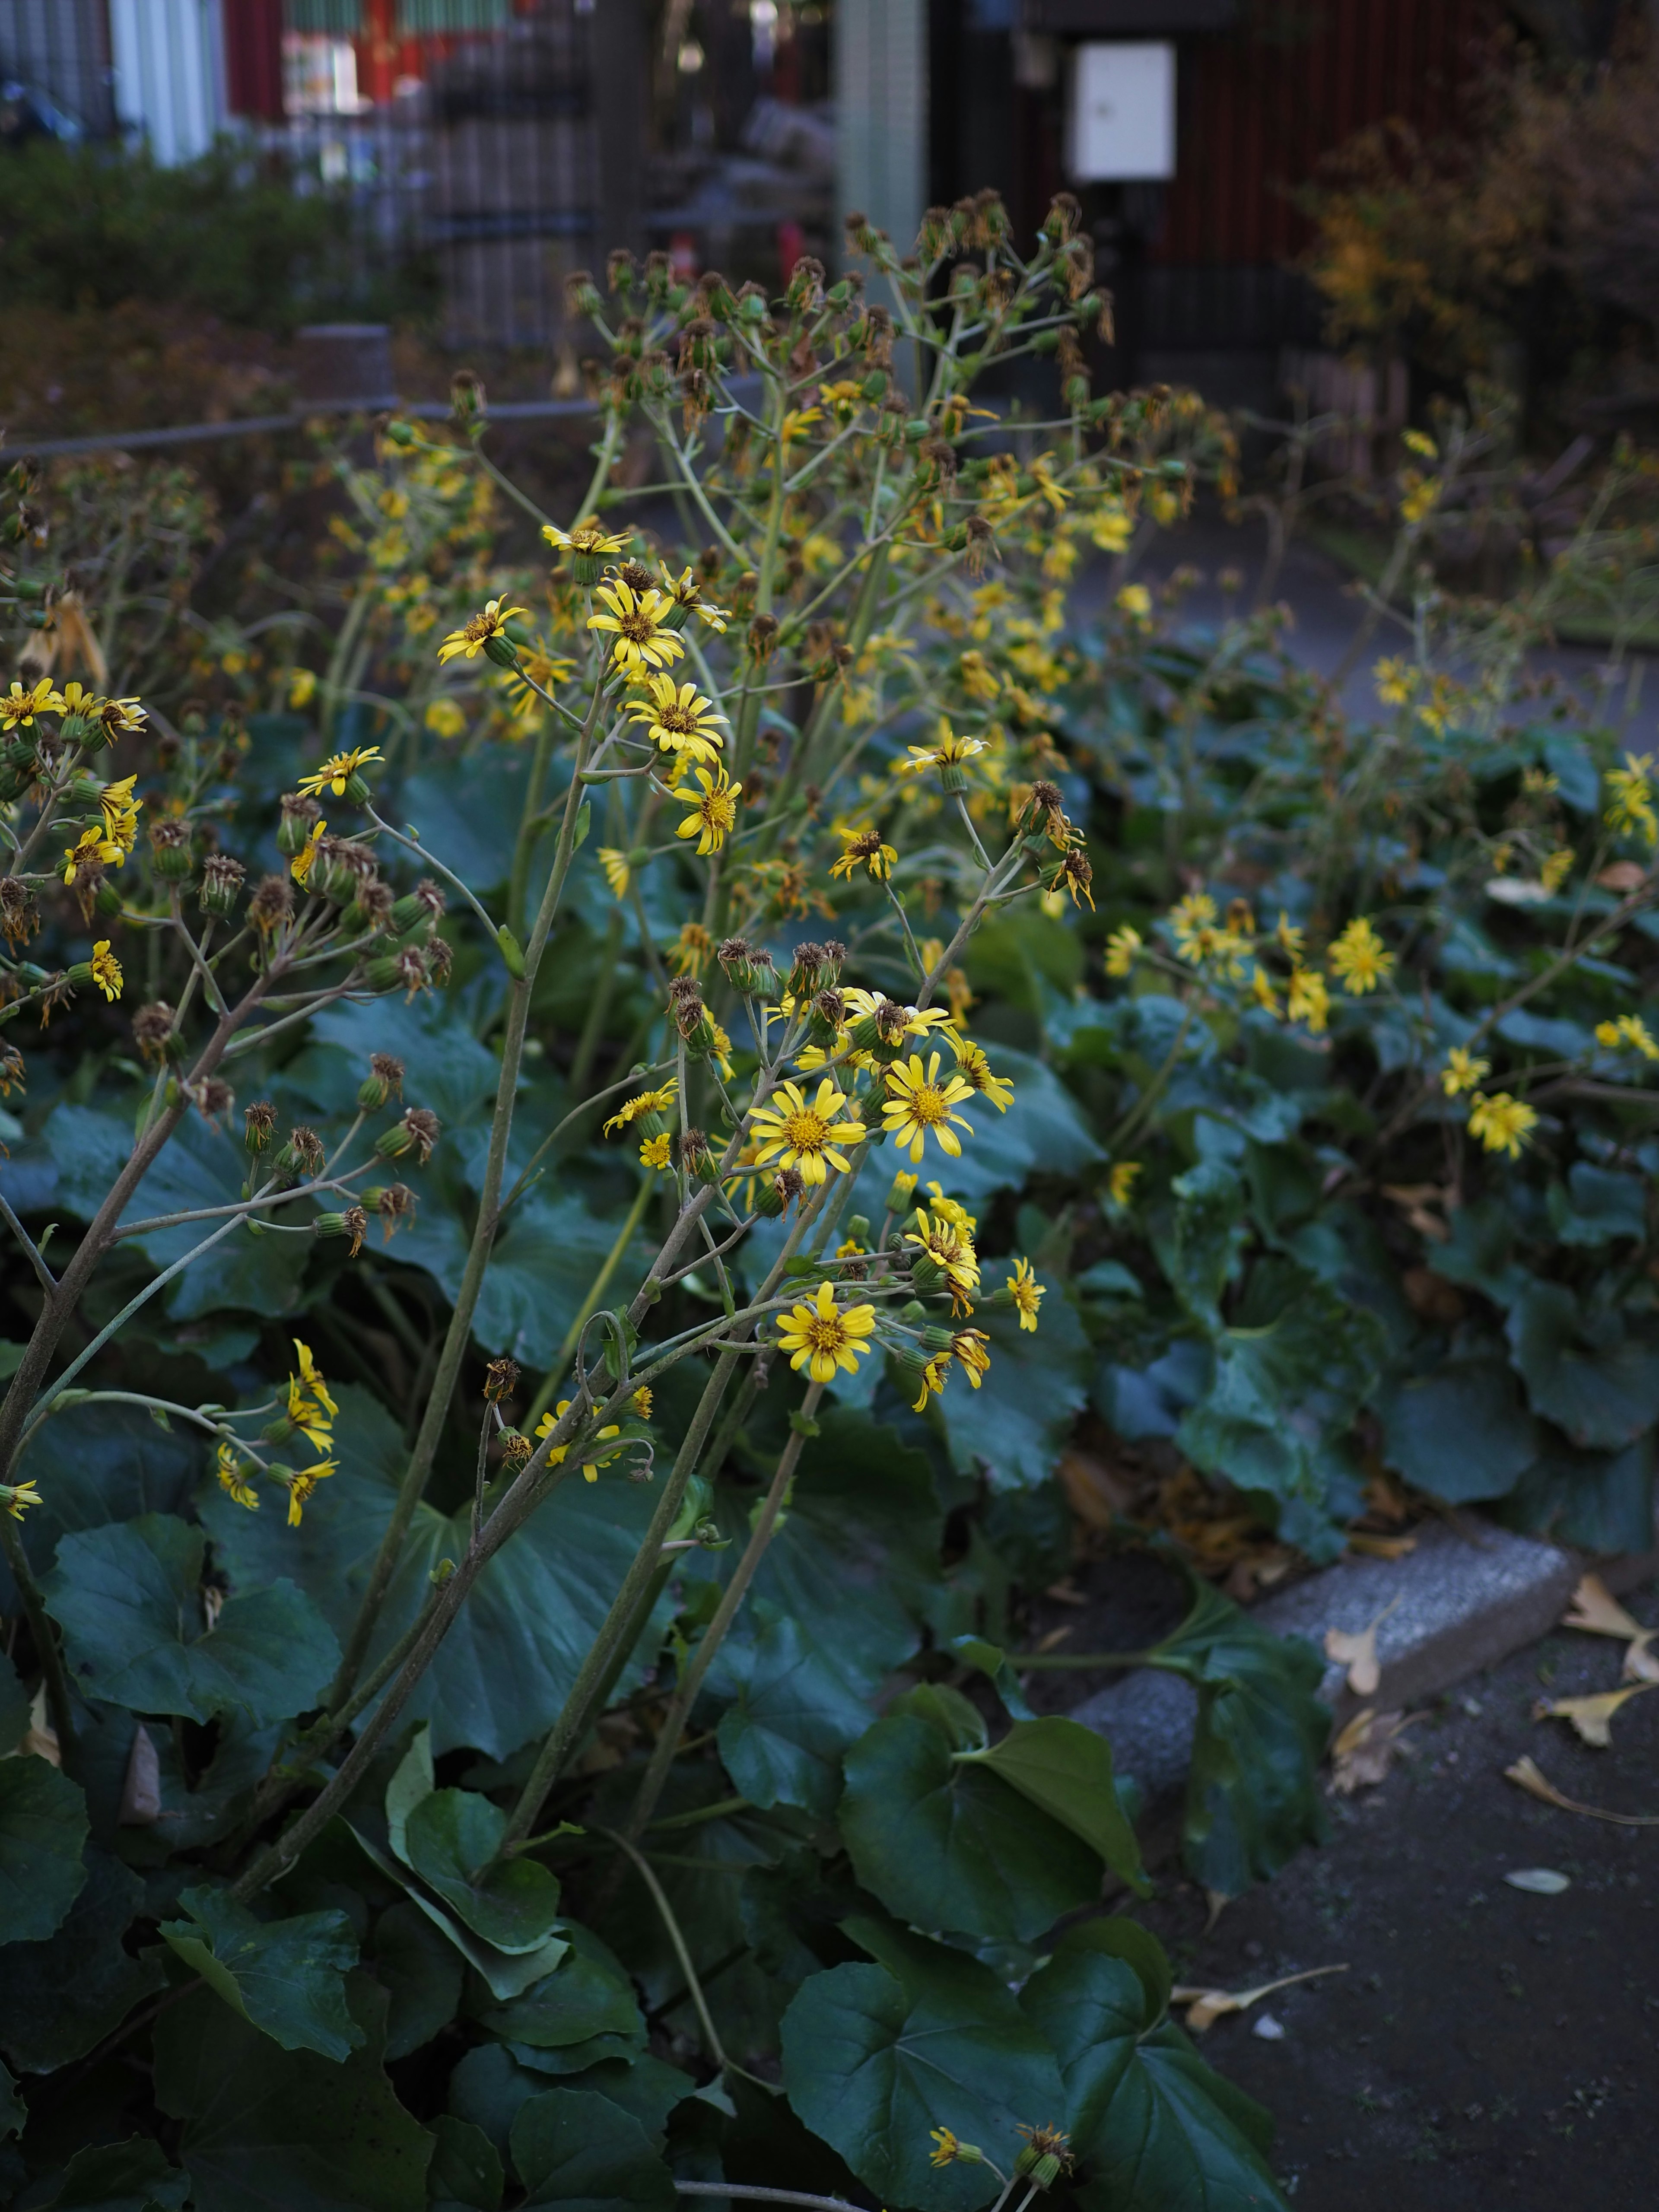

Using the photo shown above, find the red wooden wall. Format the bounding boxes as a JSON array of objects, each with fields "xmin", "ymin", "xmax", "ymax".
[{"xmin": 1154, "ymin": 0, "xmax": 1499, "ymax": 267}]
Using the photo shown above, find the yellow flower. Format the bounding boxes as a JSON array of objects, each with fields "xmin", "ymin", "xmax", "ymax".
[
  {"xmin": 1402, "ymin": 427, "xmax": 1438, "ymax": 459},
  {"xmin": 1373, "ymin": 656, "xmax": 1414, "ymax": 707},
  {"xmin": 504, "ymin": 643, "xmax": 578, "ymax": 722},
  {"xmin": 1328, "ymin": 916, "xmax": 1395, "ymax": 996},
  {"xmin": 912, "ymin": 1351, "xmax": 952, "ymax": 1412},
  {"xmin": 928, "ymin": 2127, "xmax": 983, "ymax": 2170},
  {"xmin": 291, "ymin": 818, "xmax": 327, "ymax": 886},
  {"xmin": 632, "ymin": 1386, "xmax": 653, "ymax": 1418},
  {"xmin": 776, "ymin": 1280, "xmax": 878, "ymax": 1384},
  {"xmin": 62, "ymin": 826, "xmax": 109, "ymax": 885},
  {"xmin": 639, "ymin": 1132, "xmax": 673, "ymax": 1170},
  {"xmin": 297, "ymin": 745, "xmax": 383, "ymax": 799},
  {"xmin": 623, "ymin": 674, "xmax": 726, "ymax": 763},
  {"xmin": 294, "ymin": 1338, "xmax": 338, "ymax": 1418},
  {"xmin": 958, "ymin": 649, "xmax": 1001, "ymax": 702},
  {"xmin": 543, "ymin": 520, "xmax": 629, "ymax": 564},
  {"xmin": 1107, "ymin": 1161, "xmax": 1140, "ymax": 1208},
  {"xmin": 1104, "ymin": 925, "xmax": 1141, "ymax": 978},
  {"xmin": 1168, "ymin": 891, "xmax": 1217, "ymax": 959},
  {"xmin": 882, "ymin": 1051, "xmax": 976, "ymax": 1163},
  {"xmin": 1090, "ymin": 503, "xmax": 1133, "ymax": 553},
  {"xmin": 952, "ymin": 1327, "xmax": 991, "ymax": 1386},
  {"xmin": 1441, "ymin": 1046, "xmax": 1491, "ymax": 1096},
  {"xmin": 657, "ymin": 563, "xmax": 730, "ymax": 631},
  {"xmin": 830, "ymin": 824, "xmax": 897, "ymax": 881},
  {"xmin": 1274, "ymin": 911, "xmax": 1306, "ymax": 959},
  {"xmin": 1250, "ymin": 965, "xmax": 1280, "ymax": 1015},
  {"xmin": 535, "ymin": 1400, "xmax": 623, "ymax": 1482},
  {"xmin": 216, "ymin": 1443, "xmax": 260, "ymax": 1511},
  {"xmin": 898, "ymin": 719, "xmax": 988, "ymax": 779},
  {"xmin": 289, "ymin": 667, "xmax": 319, "ymax": 709},
  {"xmin": 3, "ymin": 1478, "xmax": 44, "ymax": 1519},
  {"xmin": 748, "ymin": 1078, "xmax": 867, "ymax": 1184},
  {"xmin": 424, "ymin": 696, "xmax": 466, "ymax": 740},
  {"xmin": 1467, "ymin": 1090, "xmax": 1537, "ymax": 1158},
  {"xmin": 1116, "ymin": 583, "xmax": 1152, "ymax": 621},
  {"xmin": 1605, "ymin": 752, "xmax": 1658, "ymax": 846},
  {"xmin": 598, "ymin": 848, "xmax": 631, "ymax": 899},
  {"xmin": 0, "ymin": 677, "xmax": 65, "ymax": 730},
  {"xmin": 588, "ymin": 578, "xmax": 685, "ymax": 675},
  {"xmin": 1006, "ymin": 1256, "xmax": 1045, "ymax": 1330},
  {"xmin": 1539, "ymin": 848, "xmax": 1573, "ymax": 895},
  {"xmin": 438, "ymin": 599, "xmax": 528, "ymax": 665},
  {"xmin": 284, "ymin": 1459, "xmax": 336, "ymax": 1527},
  {"xmin": 89, "ymin": 941, "xmax": 123, "ymax": 1001},
  {"xmin": 952, "ymin": 1036, "xmax": 1014, "ymax": 1112},
  {"xmin": 904, "ymin": 1206, "xmax": 980, "ymax": 1310},
  {"xmin": 1598, "ymin": 1014, "xmax": 1659, "ymax": 1061},
  {"xmin": 672, "ymin": 922, "xmax": 713, "ymax": 976},
  {"xmin": 1399, "ymin": 473, "xmax": 1441, "ymax": 525},
  {"xmin": 923, "ymin": 1183, "xmax": 977, "ymax": 1236},
  {"xmin": 676, "ymin": 765, "xmax": 738, "ymax": 856},
  {"xmin": 604, "ymin": 1081, "xmax": 677, "ymax": 1135},
  {"xmin": 1286, "ymin": 967, "xmax": 1329, "ymax": 1034}
]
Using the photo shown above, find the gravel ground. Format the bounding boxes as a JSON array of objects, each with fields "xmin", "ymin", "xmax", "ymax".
[{"xmin": 1112, "ymin": 1576, "xmax": 1659, "ymax": 2208}]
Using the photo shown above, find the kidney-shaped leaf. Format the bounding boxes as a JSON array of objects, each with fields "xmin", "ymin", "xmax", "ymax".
[
  {"xmin": 402, "ymin": 1789, "xmax": 563, "ymax": 1955},
  {"xmin": 509, "ymin": 2088, "xmax": 673, "ymax": 2212},
  {"xmin": 0, "ymin": 1850, "xmax": 164, "ymax": 2074},
  {"xmin": 781, "ymin": 1955, "xmax": 1065, "ymax": 2212},
  {"xmin": 0, "ymin": 1755, "xmax": 88, "ymax": 1945},
  {"xmin": 160, "ymin": 1885, "xmax": 362, "ymax": 2061},
  {"xmin": 838, "ymin": 1712, "xmax": 1104, "ymax": 1943},
  {"xmin": 44, "ymin": 1516, "xmax": 339, "ymax": 1727},
  {"xmin": 712, "ymin": 1608, "xmax": 874, "ymax": 1817},
  {"xmin": 963, "ymin": 1716, "xmax": 1146, "ymax": 1893}
]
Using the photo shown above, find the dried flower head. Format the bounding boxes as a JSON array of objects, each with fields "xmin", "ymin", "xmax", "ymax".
[
  {"xmin": 131, "ymin": 1001, "xmax": 175, "ymax": 1063},
  {"xmin": 484, "ymin": 1356, "xmax": 521, "ymax": 1403}
]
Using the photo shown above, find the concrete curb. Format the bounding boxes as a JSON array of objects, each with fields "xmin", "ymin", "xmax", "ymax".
[{"xmin": 1069, "ymin": 1516, "xmax": 1655, "ymax": 1811}]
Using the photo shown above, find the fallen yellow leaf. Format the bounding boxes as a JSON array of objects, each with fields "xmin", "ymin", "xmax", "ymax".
[
  {"xmin": 1329, "ymin": 1707, "xmax": 1425, "ymax": 1794},
  {"xmin": 1323, "ymin": 1595, "xmax": 1401, "ymax": 1697},
  {"xmin": 1532, "ymin": 1681, "xmax": 1657, "ymax": 1748},
  {"xmin": 1504, "ymin": 1754, "xmax": 1659, "ymax": 1826},
  {"xmin": 1561, "ymin": 1573, "xmax": 1659, "ymax": 1683},
  {"xmin": 1171, "ymin": 1963, "xmax": 1350, "ymax": 2034},
  {"xmin": 1345, "ymin": 1532, "xmax": 1418, "ymax": 1561}
]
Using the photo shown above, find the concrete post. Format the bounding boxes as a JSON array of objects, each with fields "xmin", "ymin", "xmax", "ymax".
[{"xmin": 834, "ymin": 0, "xmax": 928, "ymax": 268}]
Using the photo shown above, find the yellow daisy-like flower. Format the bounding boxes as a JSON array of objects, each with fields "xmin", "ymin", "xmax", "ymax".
[
  {"xmin": 632, "ymin": 1385, "xmax": 654, "ymax": 1418},
  {"xmin": 285, "ymin": 1459, "xmax": 336, "ymax": 1526},
  {"xmin": 291, "ymin": 818, "xmax": 327, "ymax": 886},
  {"xmin": 1373, "ymin": 656, "xmax": 1414, "ymax": 707},
  {"xmin": 598, "ymin": 848, "xmax": 631, "ymax": 899},
  {"xmin": 0, "ymin": 677, "xmax": 65, "ymax": 730},
  {"xmin": 424, "ymin": 696, "xmax": 465, "ymax": 740},
  {"xmin": 830, "ymin": 824, "xmax": 898, "ymax": 881},
  {"xmin": 639, "ymin": 1131, "xmax": 673, "ymax": 1170},
  {"xmin": 776, "ymin": 1281, "xmax": 879, "ymax": 1384},
  {"xmin": 215, "ymin": 1442, "xmax": 260, "ymax": 1512},
  {"xmin": 535, "ymin": 1400, "xmax": 623, "ymax": 1483},
  {"xmin": 676, "ymin": 765, "xmax": 738, "ymax": 856},
  {"xmin": 623, "ymin": 674, "xmax": 726, "ymax": 763},
  {"xmin": 1539, "ymin": 848, "xmax": 1573, "ymax": 895},
  {"xmin": 1104, "ymin": 925, "xmax": 1141, "ymax": 978},
  {"xmin": 1168, "ymin": 891, "xmax": 1218, "ymax": 960},
  {"xmin": 1441, "ymin": 1046, "xmax": 1491, "ymax": 1096},
  {"xmin": 296, "ymin": 745, "xmax": 384, "ymax": 799},
  {"xmin": 923, "ymin": 1183, "xmax": 977, "ymax": 1235},
  {"xmin": 62, "ymin": 825, "xmax": 110, "ymax": 885},
  {"xmin": 904, "ymin": 1206, "xmax": 980, "ymax": 1311},
  {"xmin": 438, "ymin": 600, "xmax": 527, "ymax": 667},
  {"xmin": 588, "ymin": 578, "xmax": 685, "ymax": 675},
  {"xmin": 4, "ymin": 1478, "xmax": 44, "ymax": 1518},
  {"xmin": 1274, "ymin": 912, "xmax": 1306, "ymax": 959},
  {"xmin": 1467, "ymin": 1089, "xmax": 1536, "ymax": 1158},
  {"xmin": 543, "ymin": 520, "xmax": 629, "ymax": 563},
  {"xmin": 658, "ymin": 563, "xmax": 730, "ymax": 631},
  {"xmin": 928, "ymin": 2127, "xmax": 982, "ymax": 2170},
  {"xmin": 603, "ymin": 1081, "xmax": 677, "ymax": 1135},
  {"xmin": 1116, "ymin": 583, "xmax": 1153, "ymax": 622},
  {"xmin": 294, "ymin": 1338, "xmax": 338, "ymax": 1418},
  {"xmin": 882, "ymin": 1052, "xmax": 976, "ymax": 1163},
  {"xmin": 1250, "ymin": 965, "xmax": 1280, "ymax": 1015},
  {"xmin": 1328, "ymin": 916, "xmax": 1395, "ymax": 996},
  {"xmin": 503, "ymin": 642, "xmax": 578, "ymax": 723},
  {"xmin": 898, "ymin": 719, "xmax": 988, "ymax": 779},
  {"xmin": 1604, "ymin": 752, "xmax": 1658, "ymax": 846},
  {"xmin": 911, "ymin": 1351, "xmax": 952, "ymax": 1412},
  {"xmin": 89, "ymin": 941, "xmax": 123, "ymax": 1002},
  {"xmin": 1596, "ymin": 1014, "xmax": 1659, "ymax": 1061},
  {"xmin": 951, "ymin": 1037, "xmax": 1014, "ymax": 1113},
  {"xmin": 284, "ymin": 1376, "xmax": 333, "ymax": 1456},
  {"xmin": 747, "ymin": 1078, "xmax": 867, "ymax": 1185},
  {"xmin": 1285, "ymin": 967, "xmax": 1329, "ymax": 1035},
  {"xmin": 1006, "ymin": 1256, "xmax": 1045, "ymax": 1331},
  {"xmin": 952, "ymin": 1327, "xmax": 992, "ymax": 1386},
  {"xmin": 672, "ymin": 921, "xmax": 713, "ymax": 976},
  {"xmin": 1107, "ymin": 1161, "xmax": 1140, "ymax": 1207}
]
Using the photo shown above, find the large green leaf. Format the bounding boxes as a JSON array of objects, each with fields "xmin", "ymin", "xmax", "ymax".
[
  {"xmin": 0, "ymin": 1851, "xmax": 164, "ymax": 2073},
  {"xmin": 153, "ymin": 1979, "xmax": 432, "ymax": 2212},
  {"xmin": 160, "ymin": 1886, "xmax": 362, "ymax": 2060},
  {"xmin": 1152, "ymin": 1161, "xmax": 1246, "ymax": 1329},
  {"xmin": 426, "ymin": 2116, "xmax": 502, "ymax": 2212},
  {"xmin": 712, "ymin": 1607, "xmax": 873, "ymax": 1816},
  {"xmin": 401, "ymin": 1789, "xmax": 563, "ymax": 1954},
  {"xmin": 509, "ymin": 2088, "xmax": 674, "ymax": 2212},
  {"xmin": 1504, "ymin": 1433, "xmax": 1656, "ymax": 1554},
  {"xmin": 1378, "ymin": 1355, "xmax": 1538, "ymax": 1503},
  {"xmin": 43, "ymin": 1515, "xmax": 339, "ymax": 1726},
  {"xmin": 939, "ymin": 1291, "xmax": 1093, "ymax": 1493},
  {"xmin": 937, "ymin": 1046, "xmax": 1104, "ymax": 1204},
  {"xmin": 1020, "ymin": 1937, "xmax": 1287, "ymax": 2211},
  {"xmin": 1145, "ymin": 1571, "xmax": 1330, "ymax": 1895},
  {"xmin": 476, "ymin": 1942, "xmax": 645, "ymax": 2050},
  {"xmin": 1506, "ymin": 1281, "xmax": 1659, "ymax": 1451},
  {"xmin": 963, "ymin": 1717, "xmax": 1146, "ymax": 1893},
  {"xmin": 369, "ymin": 1901, "xmax": 464, "ymax": 2062},
  {"xmin": 23, "ymin": 2135, "xmax": 191, "ymax": 2211},
  {"xmin": 5, "ymin": 1403, "xmax": 198, "ymax": 1599},
  {"xmin": 838, "ymin": 1711, "xmax": 1105, "ymax": 1942},
  {"xmin": 780, "ymin": 1953, "xmax": 1065, "ymax": 2212},
  {"xmin": 306, "ymin": 993, "xmax": 501, "ymax": 1130},
  {"xmin": 343, "ymin": 1821, "xmax": 568, "ymax": 2004},
  {"xmin": 0, "ymin": 1756, "xmax": 88, "ymax": 1944}
]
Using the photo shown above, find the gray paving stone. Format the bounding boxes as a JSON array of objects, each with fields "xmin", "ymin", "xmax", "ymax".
[{"xmin": 1069, "ymin": 1519, "xmax": 1580, "ymax": 1808}]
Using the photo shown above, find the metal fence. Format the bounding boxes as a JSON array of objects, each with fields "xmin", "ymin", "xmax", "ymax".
[{"xmin": 0, "ymin": 0, "xmax": 113, "ymax": 132}]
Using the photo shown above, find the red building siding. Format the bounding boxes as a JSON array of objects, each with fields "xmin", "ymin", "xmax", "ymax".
[
  {"xmin": 223, "ymin": 0, "xmax": 286, "ymax": 119},
  {"xmin": 1154, "ymin": 0, "xmax": 1498, "ymax": 268}
]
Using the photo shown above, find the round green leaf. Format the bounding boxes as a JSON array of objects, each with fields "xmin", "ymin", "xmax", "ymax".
[
  {"xmin": 0, "ymin": 1755, "xmax": 88, "ymax": 1945},
  {"xmin": 508, "ymin": 2088, "xmax": 673, "ymax": 2212},
  {"xmin": 403, "ymin": 1789, "xmax": 563, "ymax": 1955},
  {"xmin": 0, "ymin": 1850, "xmax": 163, "ymax": 2073},
  {"xmin": 160, "ymin": 1886, "xmax": 362, "ymax": 2061}
]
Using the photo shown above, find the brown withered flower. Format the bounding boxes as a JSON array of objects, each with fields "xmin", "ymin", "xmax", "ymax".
[
  {"xmin": 484, "ymin": 1356, "xmax": 521, "ymax": 1404},
  {"xmin": 373, "ymin": 1182, "xmax": 417, "ymax": 1240},
  {"xmin": 0, "ymin": 877, "xmax": 38, "ymax": 946},
  {"xmin": 131, "ymin": 1001, "xmax": 176, "ymax": 1064},
  {"xmin": 341, "ymin": 1205, "xmax": 368, "ymax": 1257},
  {"xmin": 248, "ymin": 873, "xmax": 294, "ymax": 934},
  {"xmin": 244, "ymin": 1100, "xmax": 276, "ymax": 1151}
]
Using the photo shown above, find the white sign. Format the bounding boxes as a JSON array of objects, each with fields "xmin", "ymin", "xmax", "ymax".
[{"xmin": 1067, "ymin": 41, "xmax": 1176, "ymax": 182}]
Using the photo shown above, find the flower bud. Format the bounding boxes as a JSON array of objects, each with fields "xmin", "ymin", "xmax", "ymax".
[
  {"xmin": 390, "ymin": 878, "xmax": 446, "ymax": 937},
  {"xmin": 482, "ymin": 629, "xmax": 519, "ymax": 669},
  {"xmin": 375, "ymin": 1106, "xmax": 441, "ymax": 1164},
  {"xmin": 358, "ymin": 1052, "xmax": 405, "ymax": 1110},
  {"xmin": 884, "ymin": 1169, "xmax": 918, "ymax": 1216},
  {"xmin": 450, "ymin": 369, "xmax": 486, "ymax": 426},
  {"xmin": 276, "ymin": 793, "xmax": 322, "ymax": 857},
  {"xmin": 93, "ymin": 877, "xmax": 123, "ymax": 917},
  {"xmin": 753, "ymin": 1166, "xmax": 804, "ymax": 1219},
  {"xmin": 149, "ymin": 818, "xmax": 194, "ymax": 883},
  {"xmin": 808, "ymin": 987, "xmax": 846, "ymax": 1046},
  {"xmin": 717, "ymin": 936, "xmax": 777, "ymax": 997},
  {"xmin": 199, "ymin": 853, "xmax": 245, "ymax": 918},
  {"xmin": 245, "ymin": 1100, "xmax": 276, "ymax": 1152}
]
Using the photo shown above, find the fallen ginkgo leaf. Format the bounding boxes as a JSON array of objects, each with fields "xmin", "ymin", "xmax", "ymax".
[
  {"xmin": 1561, "ymin": 1575, "xmax": 1659, "ymax": 1683},
  {"xmin": 1171, "ymin": 1962, "xmax": 1349, "ymax": 2033},
  {"xmin": 1503, "ymin": 1867, "xmax": 1570, "ymax": 1894},
  {"xmin": 1324, "ymin": 1595, "xmax": 1402, "ymax": 1698},
  {"xmin": 1328, "ymin": 1706, "xmax": 1426, "ymax": 1794},
  {"xmin": 1532, "ymin": 1681, "xmax": 1657, "ymax": 1747},
  {"xmin": 1505, "ymin": 1754, "xmax": 1659, "ymax": 1826}
]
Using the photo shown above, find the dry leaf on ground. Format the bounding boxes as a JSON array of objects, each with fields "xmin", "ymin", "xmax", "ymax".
[
  {"xmin": 1329, "ymin": 1706, "xmax": 1426, "ymax": 1793},
  {"xmin": 1532, "ymin": 1681, "xmax": 1657, "ymax": 1747},
  {"xmin": 1324, "ymin": 1595, "xmax": 1402, "ymax": 1697},
  {"xmin": 1345, "ymin": 1531, "xmax": 1418, "ymax": 1561},
  {"xmin": 20, "ymin": 1685, "xmax": 60, "ymax": 1767},
  {"xmin": 1505, "ymin": 1754, "xmax": 1659, "ymax": 1826},
  {"xmin": 1561, "ymin": 1574, "xmax": 1659, "ymax": 1681},
  {"xmin": 1171, "ymin": 1963, "xmax": 1350, "ymax": 2033}
]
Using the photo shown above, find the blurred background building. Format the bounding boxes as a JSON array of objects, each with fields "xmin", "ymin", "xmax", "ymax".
[{"xmin": 0, "ymin": 0, "xmax": 1651, "ymax": 411}]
